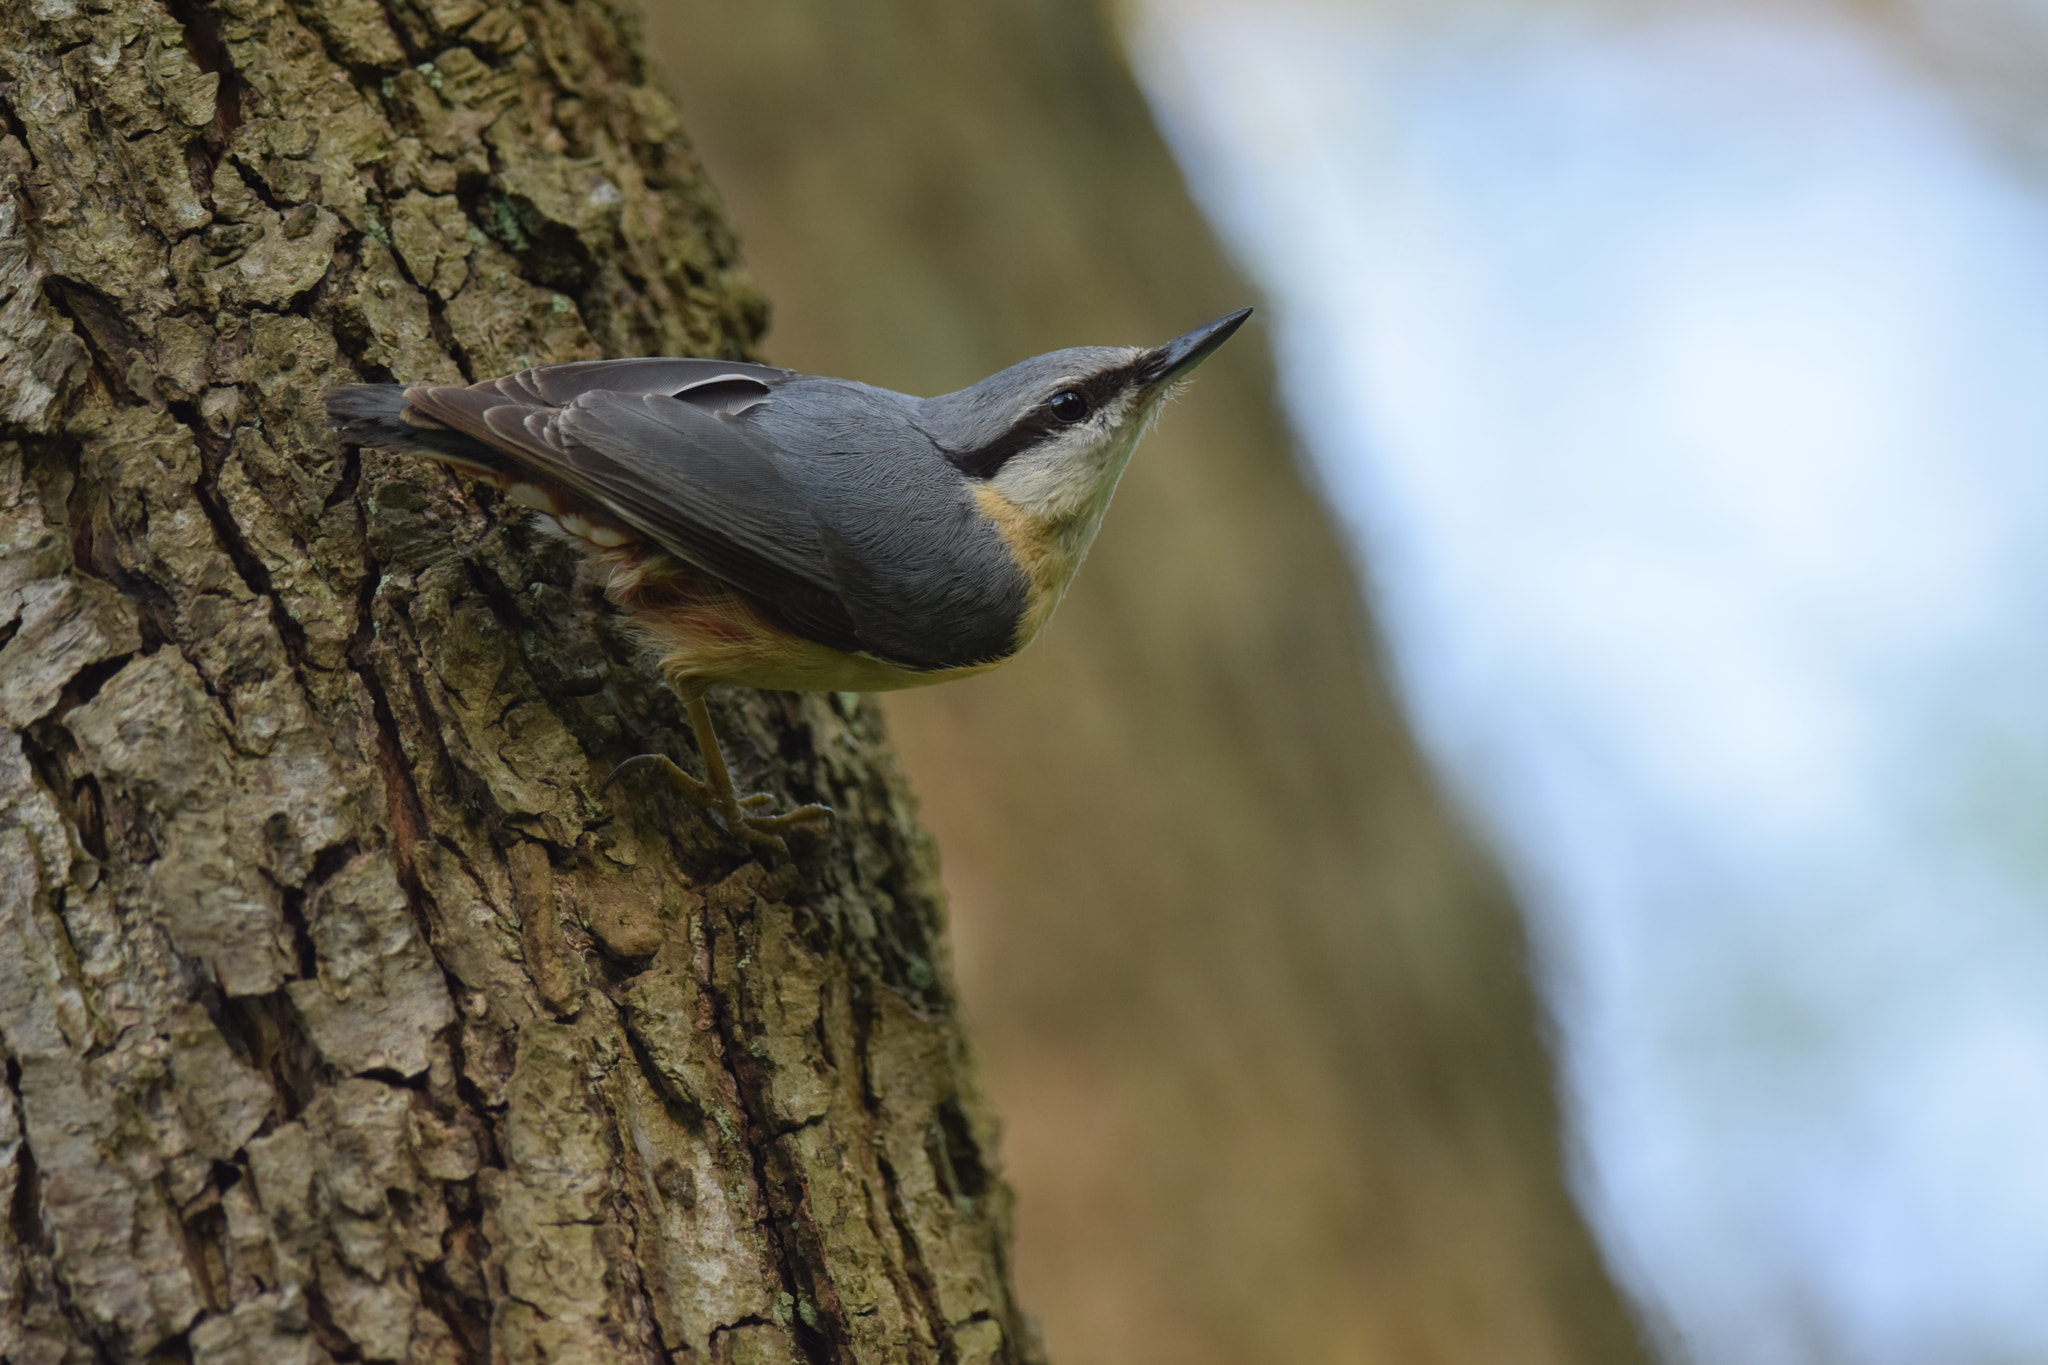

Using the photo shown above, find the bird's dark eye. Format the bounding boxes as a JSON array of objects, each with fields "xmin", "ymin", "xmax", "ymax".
[{"xmin": 1048, "ymin": 389, "xmax": 1090, "ymax": 423}]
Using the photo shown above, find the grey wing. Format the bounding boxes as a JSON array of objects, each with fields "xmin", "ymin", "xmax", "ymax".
[
  {"xmin": 406, "ymin": 371, "xmax": 868, "ymax": 655},
  {"xmin": 332, "ymin": 358, "xmax": 796, "ymax": 475},
  {"xmin": 495, "ymin": 356, "xmax": 798, "ymax": 409},
  {"xmin": 557, "ymin": 388, "xmax": 1029, "ymax": 668},
  {"xmin": 757, "ymin": 398, "xmax": 1032, "ymax": 669}
]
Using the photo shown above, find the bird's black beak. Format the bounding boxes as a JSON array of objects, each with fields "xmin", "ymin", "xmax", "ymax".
[{"xmin": 1140, "ymin": 307, "xmax": 1254, "ymax": 386}]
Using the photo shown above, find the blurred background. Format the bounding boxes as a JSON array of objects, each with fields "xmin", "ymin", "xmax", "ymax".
[{"xmin": 648, "ymin": 1, "xmax": 2048, "ymax": 1362}]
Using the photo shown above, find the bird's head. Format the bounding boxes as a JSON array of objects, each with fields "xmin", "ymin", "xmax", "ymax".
[{"xmin": 919, "ymin": 309, "xmax": 1253, "ymax": 548}]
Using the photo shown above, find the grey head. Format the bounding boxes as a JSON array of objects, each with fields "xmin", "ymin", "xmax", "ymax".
[{"xmin": 913, "ymin": 308, "xmax": 1253, "ymax": 547}]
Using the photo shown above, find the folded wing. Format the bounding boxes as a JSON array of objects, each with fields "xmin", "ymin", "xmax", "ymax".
[{"xmin": 404, "ymin": 364, "xmax": 867, "ymax": 657}]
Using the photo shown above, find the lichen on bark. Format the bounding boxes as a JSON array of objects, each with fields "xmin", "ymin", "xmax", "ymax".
[{"xmin": 0, "ymin": 0, "xmax": 1036, "ymax": 1361}]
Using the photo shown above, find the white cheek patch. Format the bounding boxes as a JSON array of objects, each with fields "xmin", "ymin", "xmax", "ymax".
[
  {"xmin": 989, "ymin": 425, "xmax": 1101, "ymax": 519},
  {"xmin": 988, "ymin": 392, "xmax": 1151, "ymax": 526}
]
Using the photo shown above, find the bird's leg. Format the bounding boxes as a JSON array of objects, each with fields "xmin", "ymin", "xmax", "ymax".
[
  {"xmin": 604, "ymin": 694, "xmax": 833, "ymax": 855},
  {"xmin": 683, "ymin": 697, "xmax": 835, "ymax": 850}
]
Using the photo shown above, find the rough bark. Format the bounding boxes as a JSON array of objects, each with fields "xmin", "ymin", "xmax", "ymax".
[
  {"xmin": 648, "ymin": 3, "xmax": 1653, "ymax": 1363},
  {"xmin": 0, "ymin": 2, "xmax": 1035, "ymax": 1363}
]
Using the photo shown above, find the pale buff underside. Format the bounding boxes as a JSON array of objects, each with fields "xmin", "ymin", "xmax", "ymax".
[{"xmin": 598, "ymin": 544, "xmax": 1009, "ymax": 701}]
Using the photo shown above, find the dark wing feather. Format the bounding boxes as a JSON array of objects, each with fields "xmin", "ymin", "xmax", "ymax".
[
  {"xmin": 404, "ymin": 371, "xmax": 868, "ymax": 653},
  {"xmin": 557, "ymin": 394, "xmax": 868, "ymax": 651},
  {"xmin": 499, "ymin": 357, "xmax": 795, "ymax": 407}
]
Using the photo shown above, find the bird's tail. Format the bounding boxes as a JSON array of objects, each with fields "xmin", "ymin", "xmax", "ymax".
[{"xmin": 324, "ymin": 384, "xmax": 508, "ymax": 472}]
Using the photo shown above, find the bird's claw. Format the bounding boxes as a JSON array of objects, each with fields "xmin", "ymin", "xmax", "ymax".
[
  {"xmin": 601, "ymin": 752, "xmax": 706, "ymax": 800},
  {"xmin": 605, "ymin": 751, "xmax": 833, "ymax": 857},
  {"xmin": 715, "ymin": 794, "xmax": 836, "ymax": 857}
]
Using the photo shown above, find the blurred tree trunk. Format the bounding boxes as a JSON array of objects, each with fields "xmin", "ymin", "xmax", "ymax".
[
  {"xmin": 0, "ymin": 2, "xmax": 1035, "ymax": 1363},
  {"xmin": 646, "ymin": 3, "xmax": 1653, "ymax": 1364}
]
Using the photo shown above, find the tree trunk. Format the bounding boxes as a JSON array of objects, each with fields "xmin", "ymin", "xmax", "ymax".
[{"xmin": 0, "ymin": 3, "xmax": 1034, "ymax": 1363}]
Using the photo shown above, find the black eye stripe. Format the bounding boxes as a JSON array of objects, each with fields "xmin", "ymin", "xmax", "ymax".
[
  {"xmin": 1075, "ymin": 366, "xmax": 1135, "ymax": 410},
  {"xmin": 943, "ymin": 411, "xmax": 1065, "ymax": 479},
  {"xmin": 940, "ymin": 358, "xmax": 1148, "ymax": 479}
]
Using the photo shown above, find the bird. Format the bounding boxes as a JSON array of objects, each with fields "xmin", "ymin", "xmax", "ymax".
[{"xmin": 326, "ymin": 307, "xmax": 1252, "ymax": 853}]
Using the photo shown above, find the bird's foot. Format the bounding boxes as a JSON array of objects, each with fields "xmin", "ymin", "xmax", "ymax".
[
  {"xmin": 602, "ymin": 753, "xmax": 833, "ymax": 857},
  {"xmin": 733, "ymin": 790, "xmax": 837, "ymax": 846}
]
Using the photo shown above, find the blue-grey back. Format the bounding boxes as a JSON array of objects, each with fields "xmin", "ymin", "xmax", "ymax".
[{"xmin": 752, "ymin": 379, "xmax": 1029, "ymax": 668}]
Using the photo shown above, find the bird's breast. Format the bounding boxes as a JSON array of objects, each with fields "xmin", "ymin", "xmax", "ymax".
[{"xmin": 971, "ymin": 484, "xmax": 1086, "ymax": 648}]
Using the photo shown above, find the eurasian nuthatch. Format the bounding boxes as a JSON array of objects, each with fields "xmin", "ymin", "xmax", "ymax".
[{"xmin": 327, "ymin": 308, "xmax": 1252, "ymax": 851}]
